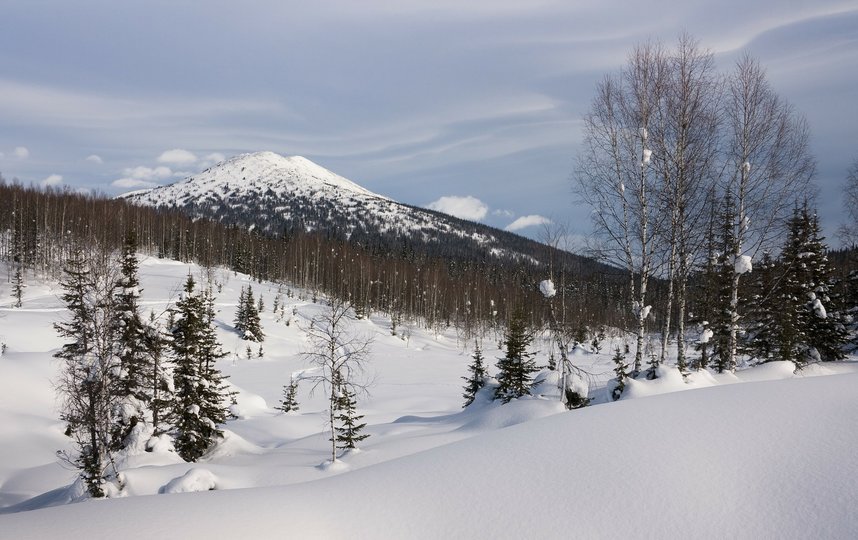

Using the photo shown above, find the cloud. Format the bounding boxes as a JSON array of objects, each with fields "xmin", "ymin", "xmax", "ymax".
[
  {"xmin": 505, "ymin": 214, "xmax": 552, "ymax": 232},
  {"xmin": 492, "ymin": 208, "xmax": 515, "ymax": 218},
  {"xmin": 85, "ymin": 154, "xmax": 103, "ymax": 164},
  {"xmin": 111, "ymin": 178, "xmax": 159, "ymax": 189},
  {"xmin": 41, "ymin": 174, "xmax": 63, "ymax": 187},
  {"xmin": 14, "ymin": 146, "xmax": 29, "ymax": 159},
  {"xmin": 157, "ymin": 148, "xmax": 197, "ymax": 165},
  {"xmin": 426, "ymin": 195, "xmax": 488, "ymax": 221},
  {"xmin": 121, "ymin": 165, "xmax": 174, "ymax": 181},
  {"xmin": 199, "ymin": 152, "xmax": 226, "ymax": 168}
]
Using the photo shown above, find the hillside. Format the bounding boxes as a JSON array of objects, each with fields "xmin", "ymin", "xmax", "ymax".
[{"xmin": 121, "ymin": 151, "xmax": 611, "ymax": 273}]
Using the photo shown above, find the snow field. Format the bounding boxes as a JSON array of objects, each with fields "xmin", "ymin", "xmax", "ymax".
[{"xmin": 1, "ymin": 257, "xmax": 857, "ymax": 538}]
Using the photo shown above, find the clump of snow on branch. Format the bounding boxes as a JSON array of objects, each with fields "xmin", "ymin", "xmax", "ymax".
[
  {"xmin": 809, "ymin": 292, "xmax": 827, "ymax": 319},
  {"xmin": 734, "ymin": 254, "xmax": 753, "ymax": 275},
  {"xmin": 742, "ymin": 161, "xmax": 751, "ymax": 173},
  {"xmin": 539, "ymin": 279, "xmax": 556, "ymax": 298},
  {"xmin": 642, "ymin": 148, "xmax": 652, "ymax": 166}
]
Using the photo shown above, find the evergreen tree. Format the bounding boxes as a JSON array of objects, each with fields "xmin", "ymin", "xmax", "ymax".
[
  {"xmin": 610, "ymin": 347, "xmax": 629, "ymax": 401},
  {"xmin": 461, "ymin": 344, "xmax": 488, "ymax": 407},
  {"xmin": 494, "ymin": 311, "xmax": 537, "ymax": 403},
  {"xmin": 333, "ymin": 378, "xmax": 368, "ymax": 451},
  {"xmin": 744, "ymin": 251, "xmax": 779, "ymax": 363},
  {"xmin": 800, "ymin": 209, "xmax": 848, "ymax": 361},
  {"xmin": 170, "ymin": 276, "xmax": 230, "ymax": 462},
  {"xmin": 242, "ymin": 286, "xmax": 264, "ymax": 342},
  {"xmin": 11, "ymin": 263, "xmax": 24, "ymax": 308},
  {"xmin": 775, "ymin": 208, "xmax": 814, "ymax": 365},
  {"xmin": 54, "ymin": 247, "xmax": 122, "ymax": 497},
  {"xmin": 111, "ymin": 230, "xmax": 150, "ymax": 450},
  {"xmin": 279, "ymin": 376, "xmax": 300, "ymax": 413},
  {"xmin": 144, "ymin": 312, "xmax": 173, "ymax": 437},
  {"xmin": 710, "ymin": 194, "xmax": 739, "ymax": 373},
  {"xmin": 234, "ymin": 286, "xmax": 248, "ymax": 335}
]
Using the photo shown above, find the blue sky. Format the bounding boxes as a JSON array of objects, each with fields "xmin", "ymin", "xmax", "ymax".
[{"xmin": 1, "ymin": 0, "xmax": 856, "ymax": 244}]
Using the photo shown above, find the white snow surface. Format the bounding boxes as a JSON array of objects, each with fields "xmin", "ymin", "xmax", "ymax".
[{"xmin": 1, "ymin": 258, "xmax": 858, "ymax": 538}]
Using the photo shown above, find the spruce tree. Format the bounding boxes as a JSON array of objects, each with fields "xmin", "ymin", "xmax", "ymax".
[
  {"xmin": 494, "ymin": 311, "xmax": 537, "ymax": 403},
  {"xmin": 170, "ymin": 276, "xmax": 230, "ymax": 462},
  {"xmin": 333, "ymin": 378, "xmax": 368, "ymax": 451},
  {"xmin": 11, "ymin": 263, "xmax": 24, "ymax": 308},
  {"xmin": 775, "ymin": 208, "xmax": 813, "ymax": 365},
  {"xmin": 111, "ymin": 230, "xmax": 150, "ymax": 449},
  {"xmin": 241, "ymin": 286, "xmax": 264, "ymax": 342},
  {"xmin": 234, "ymin": 286, "xmax": 248, "ymax": 335},
  {"xmin": 279, "ymin": 376, "xmax": 300, "ymax": 413},
  {"xmin": 462, "ymin": 344, "xmax": 488, "ymax": 407},
  {"xmin": 745, "ymin": 251, "xmax": 779, "ymax": 363},
  {"xmin": 611, "ymin": 347, "xmax": 629, "ymax": 401},
  {"xmin": 800, "ymin": 209, "xmax": 848, "ymax": 361}
]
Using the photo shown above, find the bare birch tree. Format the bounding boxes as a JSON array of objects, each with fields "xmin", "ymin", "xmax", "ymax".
[
  {"xmin": 302, "ymin": 296, "xmax": 373, "ymax": 463},
  {"xmin": 577, "ymin": 41, "xmax": 667, "ymax": 373},
  {"xmin": 721, "ymin": 53, "xmax": 814, "ymax": 370}
]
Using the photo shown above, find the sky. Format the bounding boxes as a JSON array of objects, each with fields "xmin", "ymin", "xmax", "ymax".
[{"xmin": 1, "ymin": 0, "xmax": 856, "ymax": 245}]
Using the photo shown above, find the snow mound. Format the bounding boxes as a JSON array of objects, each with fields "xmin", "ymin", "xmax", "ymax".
[
  {"xmin": 458, "ymin": 397, "xmax": 564, "ymax": 432},
  {"xmin": 159, "ymin": 468, "xmax": 218, "ymax": 494}
]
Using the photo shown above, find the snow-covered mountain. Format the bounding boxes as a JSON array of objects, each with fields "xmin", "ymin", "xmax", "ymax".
[{"xmin": 121, "ymin": 152, "xmax": 560, "ymax": 266}]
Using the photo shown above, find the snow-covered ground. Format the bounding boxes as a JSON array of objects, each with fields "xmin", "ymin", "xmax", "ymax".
[{"xmin": 1, "ymin": 257, "xmax": 857, "ymax": 538}]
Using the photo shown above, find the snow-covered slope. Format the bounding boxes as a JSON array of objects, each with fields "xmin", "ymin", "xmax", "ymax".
[
  {"xmin": 2, "ymin": 260, "xmax": 858, "ymax": 538},
  {"xmin": 120, "ymin": 152, "xmax": 546, "ymax": 264}
]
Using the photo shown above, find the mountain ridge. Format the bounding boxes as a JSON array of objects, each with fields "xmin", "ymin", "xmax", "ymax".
[{"xmin": 121, "ymin": 151, "xmax": 615, "ymax": 275}]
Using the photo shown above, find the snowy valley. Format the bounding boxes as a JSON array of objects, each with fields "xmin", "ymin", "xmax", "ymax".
[{"xmin": 1, "ymin": 258, "xmax": 857, "ymax": 538}]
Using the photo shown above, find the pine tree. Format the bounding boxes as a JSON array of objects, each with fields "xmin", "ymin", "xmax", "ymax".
[
  {"xmin": 494, "ymin": 311, "xmax": 537, "ymax": 403},
  {"xmin": 279, "ymin": 376, "xmax": 300, "ymax": 413},
  {"xmin": 462, "ymin": 344, "xmax": 488, "ymax": 407},
  {"xmin": 333, "ymin": 377, "xmax": 368, "ymax": 451},
  {"xmin": 170, "ymin": 276, "xmax": 230, "ymax": 462}
]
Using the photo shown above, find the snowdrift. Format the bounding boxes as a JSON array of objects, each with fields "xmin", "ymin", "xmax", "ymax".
[{"xmin": 3, "ymin": 372, "xmax": 857, "ymax": 539}]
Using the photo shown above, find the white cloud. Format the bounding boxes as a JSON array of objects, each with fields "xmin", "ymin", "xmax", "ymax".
[
  {"xmin": 121, "ymin": 165, "xmax": 174, "ymax": 181},
  {"xmin": 111, "ymin": 178, "xmax": 159, "ymax": 189},
  {"xmin": 426, "ymin": 195, "xmax": 488, "ymax": 221},
  {"xmin": 200, "ymin": 152, "xmax": 226, "ymax": 168},
  {"xmin": 157, "ymin": 149, "xmax": 197, "ymax": 165},
  {"xmin": 505, "ymin": 214, "xmax": 552, "ymax": 232},
  {"xmin": 86, "ymin": 154, "xmax": 103, "ymax": 164},
  {"xmin": 492, "ymin": 208, "xmax": 515, "ymax": 218},
  {"xmin": 14, "ymin": 146, "xmax": 29, "ymax": 159},
  {"xmin": 41, "ymin": 174, "xmax": 63, "ymax": 187}
]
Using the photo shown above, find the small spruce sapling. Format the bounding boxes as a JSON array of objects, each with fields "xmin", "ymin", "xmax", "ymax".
[
  {"xmin": 611, "ymin": 348, "xmax": 629, "ymax": 401},
  {"xmin": 462, "ymin": 345, "xmax": 488, "ymax": 407},
  {"xmin": 279, "ymin": 377, "xmax": 300, "ymax": 413}
]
